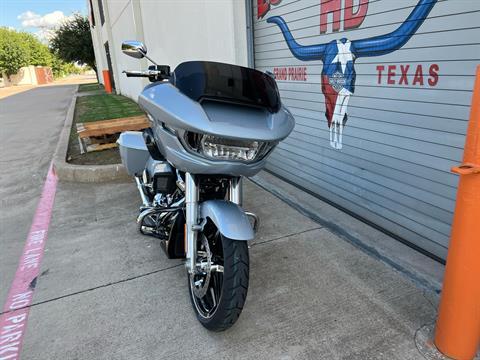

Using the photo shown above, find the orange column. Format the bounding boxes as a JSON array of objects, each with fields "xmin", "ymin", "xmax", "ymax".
[
  {"xmin": 102, "ymin": 70, "xmax": 112, "ymax": 94},
  {"xmin": 435, "ymin": 66, "xmax": 480, "ymax": 360}
]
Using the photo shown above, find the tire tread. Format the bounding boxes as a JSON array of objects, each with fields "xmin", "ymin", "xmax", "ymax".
[{"xmin": 190, "ymin": 237, "xmax": 249, "ymax": 332}]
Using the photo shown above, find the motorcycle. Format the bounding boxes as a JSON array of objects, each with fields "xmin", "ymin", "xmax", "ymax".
[{"xmin": 117, "ymin": 40, "xmax": 295, "ymax": 331}]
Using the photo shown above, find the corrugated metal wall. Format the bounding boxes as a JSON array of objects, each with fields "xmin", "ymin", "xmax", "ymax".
[{"xmin": 252, "ymin": 0, "xmax": 480, "ymax": 260}]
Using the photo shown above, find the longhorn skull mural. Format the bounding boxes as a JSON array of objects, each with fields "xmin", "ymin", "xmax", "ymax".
[{"xmin": 267, "ymin": 0, "xmax": 437, "ymax": 149}]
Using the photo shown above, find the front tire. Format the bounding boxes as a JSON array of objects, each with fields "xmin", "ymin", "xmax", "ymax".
[{"xmin": 188, "ymin": 225, "xmax": 249, "ymax": 331}]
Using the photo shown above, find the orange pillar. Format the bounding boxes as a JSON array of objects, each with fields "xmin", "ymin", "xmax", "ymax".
[
  {"xmin": 435, "ymin": 66, "xmax": 480, "ymax": 360},
  {"xmin": 102, "ymin": 70, "xmax": 112, "ymax": 94}
]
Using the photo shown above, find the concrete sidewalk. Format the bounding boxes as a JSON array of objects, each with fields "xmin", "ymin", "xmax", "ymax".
[{"xmin": 18, "ymin": 176, "xmax": 440, "ymax": 359}]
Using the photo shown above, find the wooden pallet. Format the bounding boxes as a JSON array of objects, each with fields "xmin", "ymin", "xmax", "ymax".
[
  {"xmin": 76, "ymin": 115, "xmax": 149, "ymax": 153},
  {"xmin": 84, "ymin": 142, "xmax": 119, "ymax": 153}
]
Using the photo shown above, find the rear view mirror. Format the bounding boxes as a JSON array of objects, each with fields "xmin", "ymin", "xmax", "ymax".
[{"xmin": 122, "ymin": 40, "xmax": 147, "ymax": 59}]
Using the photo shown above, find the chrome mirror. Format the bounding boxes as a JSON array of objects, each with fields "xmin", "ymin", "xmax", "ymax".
[{"xmin": 122, "ymin": 40, "xmax": 147, "ymax": 59}]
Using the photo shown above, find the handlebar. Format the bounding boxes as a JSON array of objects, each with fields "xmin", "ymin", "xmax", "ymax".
[
  {"xmin": 123, "ymin": 70, "xmax": 163, "ymax": 78},
  {"xmin": 123, "ymin": 65, "xmax": 171, "ymax": 82}
]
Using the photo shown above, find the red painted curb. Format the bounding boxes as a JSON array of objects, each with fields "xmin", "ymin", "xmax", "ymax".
[{"xmin": 0, "ymin": 163, "xmax": 58, "ymax": 360}]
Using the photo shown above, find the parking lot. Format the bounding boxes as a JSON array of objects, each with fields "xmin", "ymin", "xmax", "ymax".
[{"xmin": 1, "ymin": 85, "xmax": 440, "ymax": 359}]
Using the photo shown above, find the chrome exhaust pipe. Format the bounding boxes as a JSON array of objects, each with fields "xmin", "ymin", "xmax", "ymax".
[{"xmin": 136, "ymin": 197, "xmax": 185, "ymax": 229}]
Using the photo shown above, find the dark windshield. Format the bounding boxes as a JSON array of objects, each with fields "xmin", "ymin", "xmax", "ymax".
[{"xmin": 172, "ymin": 61, "xmax": 280, "ymax": 113}]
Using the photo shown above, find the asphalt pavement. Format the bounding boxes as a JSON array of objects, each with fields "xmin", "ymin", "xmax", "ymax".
[
  {"xmin": 1, "ymin": 85, "xmax": 442, "ymax": 359},
  {"xmin": 0, "ymin": 84, "xmax": 77, "ymax": 304}
]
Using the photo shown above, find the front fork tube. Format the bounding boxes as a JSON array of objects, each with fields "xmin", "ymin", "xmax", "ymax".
[
  {"xmin": 229, "ymin": 177, "xmax": 243, "ymax": 206},
  {"xmin": 185, "ymin": 172, "xmax": 199, "ymax": 274},
  {"xmin": 185, "ymin": 175, "xmax": 243, "ymax": 273}
]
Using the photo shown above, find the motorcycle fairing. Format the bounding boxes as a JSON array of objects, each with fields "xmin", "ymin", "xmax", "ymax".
[
  {"xmin": 151, "ymin": 125, "xmax": 268, "ymax": 176},
  {"xmin": 138, "ymin": 81, "xmax": 294, "ymax": 176},
  {"xmin": 138, "ymin": 83, "xmax": 294, "ymax": 142}
]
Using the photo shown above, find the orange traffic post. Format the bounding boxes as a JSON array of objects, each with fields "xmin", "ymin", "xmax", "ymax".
[
  {"xmin": 102, "ymin": 70, "xmax": 112, "ymax": 94},
  {"xmin": 434, "ymin": 66, "xmax": 480, "ymax": 360}
]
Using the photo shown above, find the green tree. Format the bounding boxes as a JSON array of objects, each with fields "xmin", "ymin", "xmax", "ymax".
[
  {"xmin": 18, "ymin": 32, "xmax": 53, "ymax": 67},
  {"xmin": 0, "ymin": 28, "xmax": 56, "ymax": 77},
  {"xmin": 0, "ymin": 28, "xmax": 30, "ymax": 76},
  {"xmin": 0, "ymin": 26, "xmax": 83, "ymax": 79},
  {"xmin": 51, "ymin": 56, "xmax": 82, "ymax": 78},
  {"xmin": 50, "ymin": 14, "xmax": 96, "ymax": 73}
]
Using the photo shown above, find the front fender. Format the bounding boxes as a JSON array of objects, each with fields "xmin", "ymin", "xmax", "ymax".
[{"xmin": 199, "ymin": 200, "xmax": 254, "ymax": 241}]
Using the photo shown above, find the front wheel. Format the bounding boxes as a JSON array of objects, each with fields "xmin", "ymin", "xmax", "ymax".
[{"xmin": 188, "ymin": 222, "xmax": 249, "ymax": 331}]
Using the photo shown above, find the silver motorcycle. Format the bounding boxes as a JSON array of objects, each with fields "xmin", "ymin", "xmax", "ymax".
[{"xmin": 118, "ymin": 40, "xmax": 295, "ymax": 331}]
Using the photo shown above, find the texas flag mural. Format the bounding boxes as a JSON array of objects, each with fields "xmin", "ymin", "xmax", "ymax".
[{"xmin": 265, "ymin": 0, "xmax": 437, "ymax": 149}]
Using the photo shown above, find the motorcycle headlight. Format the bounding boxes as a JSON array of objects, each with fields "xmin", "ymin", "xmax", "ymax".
[{"xmin": 183, "ymin": 132, "xmax": 274, "ymax": 162}]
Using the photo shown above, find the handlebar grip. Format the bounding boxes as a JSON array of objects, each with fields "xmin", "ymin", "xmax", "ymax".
[
  {"xmin": 123, "ymin": 71, "xmax": 147, "ymax": 77},
  {"xmin": 123, "ymin": 69, "xmax": 170, "ymax": 81}
]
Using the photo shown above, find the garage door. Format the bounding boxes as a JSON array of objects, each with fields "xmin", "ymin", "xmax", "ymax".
[{"xmin": 252, "ymin": 0, "xmax": 480, "ymax": 260}]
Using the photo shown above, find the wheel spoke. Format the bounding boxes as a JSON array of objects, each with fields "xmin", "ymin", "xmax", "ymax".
[
  {"xmin": 214, "ymin": 272, "xmax": 222, "ymax": 303},
  {"xmin": 210, "ymin": 287, "xmax": 217, "ymax": 308},
  {"xmin": 190, "ymin": 229, "xmax": 225, "ymax": 318}
]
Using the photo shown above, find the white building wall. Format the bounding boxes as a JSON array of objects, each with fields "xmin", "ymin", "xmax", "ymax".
[
  {"xmin": 140, "ymin": 0, "xmax": 248, "ymax": 69},
  {"xmin": 105, "ymin": 0, "xmax": 146, "ymax": 99},
  {"xmin": 90, "ymin": 0, "xmax": 249, "ymax": 101},
  {"xmin": 88, "ymin": 0, "xmax": 108, "ymax": 83},
  {"xmin": 90, "ymin": 28, "xmax": 105, "ymax": 83},
  {"xmin": 232, "ymin": 0, "xmax": 249, "ymax": 66}
]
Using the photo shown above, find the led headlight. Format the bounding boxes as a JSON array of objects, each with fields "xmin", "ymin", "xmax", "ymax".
[{"xmin": 183, "ymin": 132, "xmax": 274, "ymax": 162}]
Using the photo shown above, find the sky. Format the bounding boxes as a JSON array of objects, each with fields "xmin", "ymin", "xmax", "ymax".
[{"xmin": 1, "ymin": 0, "xmax": 87, "ymax": 40}]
